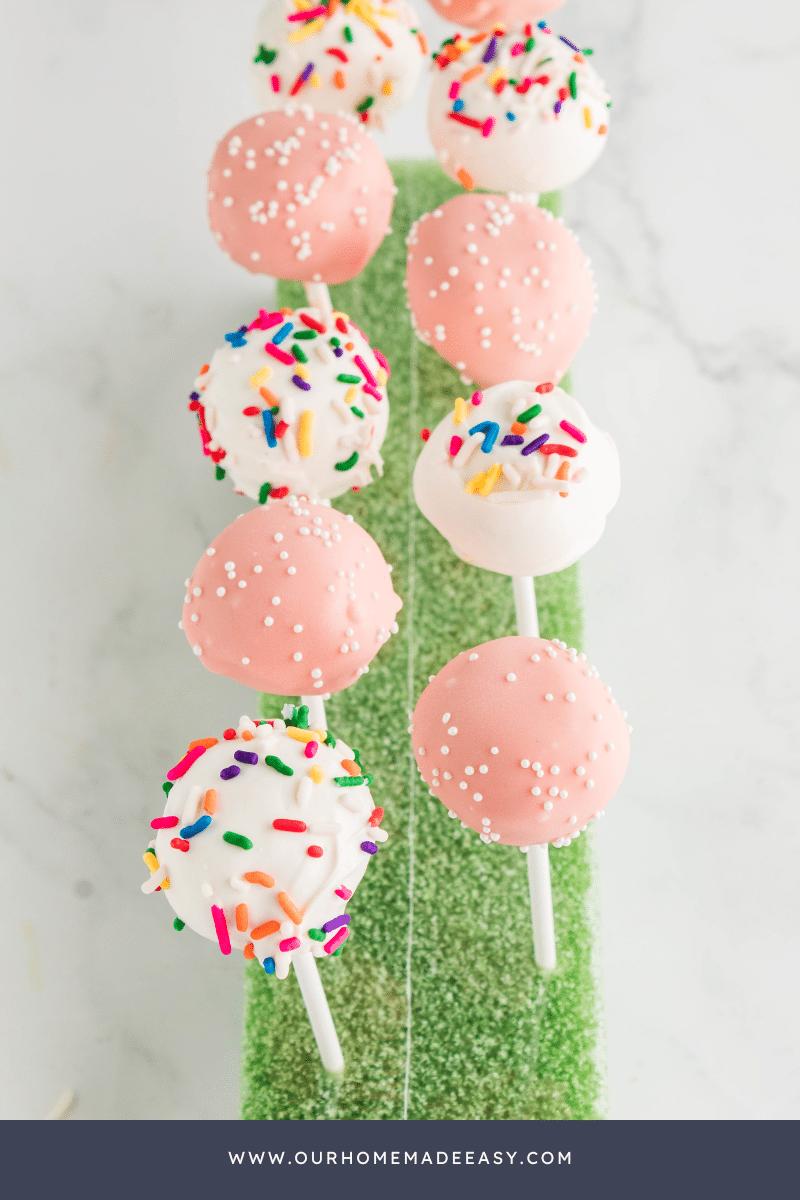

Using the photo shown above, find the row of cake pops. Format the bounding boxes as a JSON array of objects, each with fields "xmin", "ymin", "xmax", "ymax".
[{"xmin": 142, "ymin": 0, "xmax": 630, "ymax": 1070}]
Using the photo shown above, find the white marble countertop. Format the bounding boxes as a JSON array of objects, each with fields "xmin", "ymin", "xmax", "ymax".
[{"xmin": 1, "ymin": 0, "xmax": 798, "ymax": 1120}]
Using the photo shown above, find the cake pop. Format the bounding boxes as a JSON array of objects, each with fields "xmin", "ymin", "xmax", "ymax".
[
  {"xmin": 427, "ymin": 0, "xmax": 564, "ymax": 29},
  {"xmin": 190, "ymin": 304, "xmax": 390, "ymax": 501},
  {"xmin": 411, "ymin": 635, "xmax": 630, "ymax": 848},
  {"xmin": 250, "ymin": 0, "xmax": 427, "ymax": 130},
  {"xmin": 413, "ymin": 379, "xmax": 619, "ymax": 577},
  {"xmin": 207, "ymin": 107, "xmax": 394, "ymax": 284},
  {"xmin": 181, "ymin": 498, "xmax": 402, "ymax": 696},
  {"xmin": 143, "ymin": 710, "xmax": 387, "ymax": 978},
  {"xmin": 405, "ymin": 193, "xmax": 595, "ymax": 386},
  {"xmin": 428, "ymin": 22, "xmax": 611, "ymax": 195}
]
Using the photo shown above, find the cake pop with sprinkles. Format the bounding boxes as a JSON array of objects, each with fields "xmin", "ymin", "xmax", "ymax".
[
  {"xmin": 207, "ymin": 106, "xmax": 394, "ymax": 284},
  {"xmin": 405, "ymin": 192, "xmax": 595, "ymax": 387},
  {"xmin": 190, "ymin": 304, "xmax": 390, "ymax": 502},
  {"xmin": 413, "ymin": 379, "xmax": 619, "ymax": 577},
  {"xmin": 181, "ymin": 497, "xmax": 402, "ymax": 696},
  {"xmin": 250, "ymin": 0, "xmax": 427, "ymax": 131},
  {"xmin": 428, "ymin": 21, "xmax": 611, "ymax": 195},
  {"xmin": 143, "ymin": 710, "xmax": 387, "ymax": 979},
  {"xmin": 411, "ymin": 636, "xmax": 630, "ymax": 848}
]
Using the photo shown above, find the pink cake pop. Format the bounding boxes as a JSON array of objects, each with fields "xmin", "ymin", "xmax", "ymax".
[
  {"xmin": 182, "ymin": 498, "xmax": 402, "ymax": 696},
  {"xmin": 427, "ymin": 0, "xmax": 564, "ymax": 29},
  {"xmin": 207, "ymin": 107, "xmax": 394, "ymax": 285},
  {"xmin": 411, "ymin": 636, "xmax": 630, "ymax": 848},
  {"xmin": 405, "ymin": 193, "xmax": 595, "ymax": 386}
]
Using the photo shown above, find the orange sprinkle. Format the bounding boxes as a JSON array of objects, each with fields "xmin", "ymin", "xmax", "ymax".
[
  {"xmin": 460, "ymin": 65, "xmax": 484, "ymax": 84},
  {"xmin": 199, "ymin": 363, "xmax": 210, "ymax": 375},
  {"xmin": 377, "ymin": 29, "xmax": 393, "ymax": 49},
  {"xmin": 278, "ymin": 892, "xmax": 304, "ymax": 925},
  {"xmin": 244, "ymin": 871, "xmax": 274, "ymax": 888},
  {"xmin": 417, "ymin": 31, "xmax": 428, "ymax": 55},
  {"xmin": 203, "ymin": 789, "xmax": 217, "ymax": 815},
  {"xmin": 241, "ymin": 730, "xmax": 254, "ymax": 741},
  {"xmin": 251, "ymin": 920, "xmax": 281, "ymax": 940},
  {"xmin": 457, "ymin": 167, "xmax": 475, "ymax": 191},
  {"xmin": 444, "ymin": 42, "xmax": 460, "ymax": 61},
  {"xmin": 511, "ymin": 421, "xmax": 526, "ymax": 435},
  {"xmin": 334, "ymin": 69, "xmax": 346, "ymax": 89},
  {"xmin": 339, "ymin": 758, "xmax": 361, "ymax": 776},
  {"xmin": 469, "ymin": 32, "xmax": 489, "ymax": 44},
  {"xmin": 235, "ymin": 903, "xmax": 249, "ymax": 932},
  {"xmin": 259, "ymin": 386, "xmax": 279, "ymax": 407},
  {"xmin": 598, "ymin": 124, "xmax": 608, "ymax": 135},
  {"xmin": 243, "ymin": 943, "xmax": 255, "ymax": 960},
  {"xmin": 328, "ymin": 0, "xmax": 339, "ymax": 13},
  {"xmin": 556, "ymin": 460, "xmax": 570, "ymax": 497},
  {"xmin": 188, "ymin": 737, "xmax": 218, "ymax": 750},
  {"xmin": 344, "ymin": 341, "xmax": 354, "ymax": 351},
  {"xmin": 280, "ymin": 306, "xmax": 293, "ymax": 315}
]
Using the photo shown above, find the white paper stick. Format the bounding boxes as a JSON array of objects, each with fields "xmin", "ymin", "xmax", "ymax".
[
  {"xmin": 303, "ymin": 281, "xmax": 334, "ymax": 320},
  {"xmin": 301, "ymin": 693, "xmax": 327, "ymax": 731},
  {"xmin": 526, "ymin": 845, "xmax": 557, "ymax": 971},
  {"xmin": 511, "ymin": 574, "xmax": 556, "ymax": 971},
  {"xmin": 293, "ymin": 952, "xmax": 345, "ymax": 1073}
]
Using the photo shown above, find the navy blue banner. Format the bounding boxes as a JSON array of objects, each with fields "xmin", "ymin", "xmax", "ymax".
[{"xmin": 0, "ymin": 1119, "xmax": 791, "ymax": 1199}]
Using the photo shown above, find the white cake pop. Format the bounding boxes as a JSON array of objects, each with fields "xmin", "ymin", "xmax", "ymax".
[
  {"xmin": 414, "ymin": 380, "xmax": 619, "ymax": 577},
  {"xmin": 143, "ymin": 710, "xmax": 387, "ymax": 980},
  {"xmin": 428, "ymin": 22, "xmax": 611, "ymax": 194},
  {"xmin": 190, "ymin": 305, "xmax": 390, "ymax": 501},
  {"xmin": 250, "ymin": 0, "xmax": 427, "ymax": 130}
]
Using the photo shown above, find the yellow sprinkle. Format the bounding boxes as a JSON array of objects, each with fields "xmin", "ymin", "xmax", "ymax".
[
  {"xmin": 375, "ymin": 367, "xmax": 387, "ymax": 386},
  {"xmin": 465, "ymin": 470, "xmax": 487, "ymax": 494},
  {"xmin": 486, "ymin": 67, "xmax": 506, "ymax": 88},
  {"xmin": 285, "ymin": 727, "xmax": 321, "ymax": 743},
  {"xmin": 143, "ymin": 851, "xmax": 159, "ymax": 874},
  {"xmin": 295, "ymin": 363, "xmax": 309, "ymax": 380},
  {"xmin": 454, "ymin": 397, "xmax": 469, "ymax": 425},
  {"xmin": 331, "ymin": 309, "xmax": 350, "ymax": 324},
  {"xmin": 310, "ymin": 72, "xmax": 321, "ymax": 88},
  {"xmin": 478, "ymin": 462, "xmax": 502, "ymax": 496},
  {"xmin": 249, "ymin": 366, "xmax": 271, "ymax": 389},
  {"xmin": 298, "ymin": 410, "xmax": 314, "ymax": 457},
  {"xmin": 292, "ymin": 0, "xmax": 313, "ymax": 8},
  {"xmin": 455, "ymin": 39, "xmax": 472, "ymax": 52},
  {"xmin": 583, "ymin": 106, "xmax": 592, "ymax": 129},
  {"xmin": 309, "ymin": 765, "xmax": 325, "ymax": 784},
  {"xmin": 345, "ymin": 386, "xmax": 358, "ymax": 404},
  {"xmin": 288, "ymin": 16, "xmax": 325, "ymax": 42},
  {"xmin": 381, "ymin": 79, "xmax": 393, "ymax": 96}
]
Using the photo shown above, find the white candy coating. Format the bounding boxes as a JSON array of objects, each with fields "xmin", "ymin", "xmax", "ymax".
[
  {"xmin": 250, "ymin": 0, "xmax": 426, "ymax": 131},
  {"xmin": 147, "ymin": 715, "xmax": 386, "ymax": 979},
  {"xmin": 413, "ymin": 380, "xmax": 619, "ymax": 576},
  {"xmin": 428, "ymin": 24, "xmax": 610, "ymax": 194},
  {"xmin": 194, "ymin": 307, "xmax": 389, "ymax": 501}
]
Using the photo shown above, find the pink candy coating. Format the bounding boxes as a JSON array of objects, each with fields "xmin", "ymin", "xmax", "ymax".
[
  {"xmin": 183, "ymin": 498, "xmax": 402, "ymax": 696},
  {"xmin": 406, "ymin": 194, "xmax": 595, "ymax": 387},
  {"xmin": 426, "ymin": 0, "xmax": 564, "ymax": 28},
  {"xmin": 207, "ymin": 109, "xmax": 394, "ymax": 285},
  {"xmin": 411, "ymin": 636, "xmax": 630, "ymax": 847}
]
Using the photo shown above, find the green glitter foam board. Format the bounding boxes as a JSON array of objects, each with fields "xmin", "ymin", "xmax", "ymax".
[{"xmin": 240, "ymin": 161, "xmax": 606, "ymax": 1121}]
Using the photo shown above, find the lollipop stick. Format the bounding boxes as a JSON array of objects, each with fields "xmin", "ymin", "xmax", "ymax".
[
  {"xmin": 292, "ymin": 953, "xmax": 345, "ymax": 1073},
  {"xmin": 301, "ymin": 694, "xmax": 327, "ymax": 731},
  {"xmin": 304, "ymin": 281, "xmax": 334, "ymax": 320},
  {"xmin": 511, "ymin": 575, "xmax": 557, "ymax": 971}
]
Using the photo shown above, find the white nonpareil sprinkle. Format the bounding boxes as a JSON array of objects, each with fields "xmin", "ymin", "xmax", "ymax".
[
  {"xmin": 216, "ymin": 587, "xmax": 226, "ymax": 597},
  {"xmin": 242, "ymin": 657, "xmax": 250, "ymax": 665},
  {"xmin": 506, "ymin": 673, "xmax": 516, "ymax": 682},
  {"xmin": 264, "ymin": 616, "xmax": 274, "ymax": 626},
  {"xmin": 193, "ymin": 645, "xmax": 202, "ymax": 656},
  {"xmin": 448, "ymin": 726, "xmax": 458, "ymax": 736}
]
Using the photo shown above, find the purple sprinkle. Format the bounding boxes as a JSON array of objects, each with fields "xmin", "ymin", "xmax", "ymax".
[
  {"xmin": 333, "ymin": 346, "xmax": 343, "ymax": 357},
  {"xmin": 190, "ymin": 391, "xmax": 200, "ymax": 401},
  {"xmin": 554, "ymin": 100, "xmax": 563, "ymax": 115},
  {"xmin": 272, "ymin": 322, "xmax": 293, "ymax": 345},
  {"xmin": 292, "ymin": 374, "xmax": 312, "ymax": 391},
  {"xmin": 360, "ymin": 840, "xmax": 378, "ymax": 855},
  {"xmin": 559, "ymin": 35, "xmax": 580, "ymax": 51},
  {"xmin": 501, "ymin": 435, "xmax": 524, "ymax": 447},
  {"xmin": 234, "ymin": 750, "xmax": 259, "ymax": 766},
  {"xmin": 322, "ymin": 914, "xmax": 351, "ymax": 933},
  {"xmin": 521, "ymin": 433, "xmax": 550, "ymax": 456},
  {"xmin": 482, "ymin": 36, "xmax": 497, "ymax": 64},
  {"xmin": 220, "ymin": 765, "xmax": 241, "ymax": 780},
  {"xmin": 300, "ymin": 61, "xmax": 314, "ymax": 82}
]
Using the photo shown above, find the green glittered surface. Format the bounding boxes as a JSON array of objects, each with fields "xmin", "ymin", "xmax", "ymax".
[{"xmin": 239, "ymin": 161, "xmax": 605, "ymax": 1121}]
